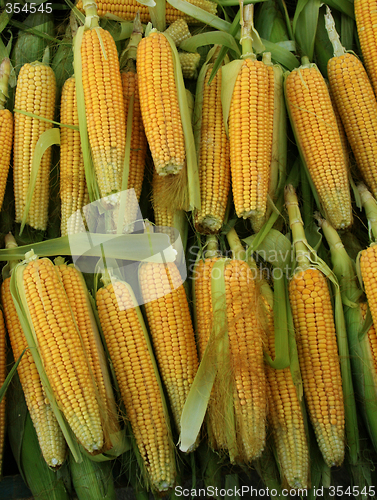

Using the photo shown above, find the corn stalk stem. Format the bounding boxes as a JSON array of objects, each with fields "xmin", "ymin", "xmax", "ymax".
[
  {"xmin": 82, "ymin": 0, "xmax": 100, "ymax": 28},
  {"xmin": 358, "ymin": 183, "xmax": 377, "ymax": 241},
  {"xmin": 240, "ymin": 3, "xmax": 254, "ymax": 59},
  {"xmin": 205, "ymin": 235, "xmax": 218, "ymax": 258},
  {"xmin": 325, "ymin": 5, "xmax": 345, "ymax": 58},
  {"xmin": 285, "ymin": 184, "xmax": 310, "ymax": 270}
]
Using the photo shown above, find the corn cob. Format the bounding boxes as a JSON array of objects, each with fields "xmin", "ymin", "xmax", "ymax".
[
  {"xmin": 60, "ymin": 77, "xmax": 89, "ymax": 236},
  {"xmin": 228, "ymin": 8, "xmax": 274, "ymax": 228},
  {"xmin": 139, "ymin": 261, "xmax": 199, "ymax": 437},
  {"xmin": 194, "ymin": 244, "xmax": 267, "ymax": 463},
  {"xmin": 80, "ymin": 0, "xmax": 125, "ymax": 201},
  {"xmin": 1, "ymin": 277, "xmax": 67, "ymax": 467},
  {"xmin": 285, "ymin": 58, "xmax": 352, "ymax": 230},
  {"xmin": 0, "ymin": 309, "xmax": 5, "ymax": 475},
  {"xmin": 19, "ymin": 256, "xmax": 104, "ymax": 454},
  {"xmin": 326, "ymin": 8, "xmax": 377, "ymax": 200},
  {"xmin": 178, "ymin": 52, "xmax": 201, "ymax": 79},
  {"xmin": 76, "ymin": 0, "xmax": 217, "ymax": 25},
  {"xmin": 286, "ymin": 184, "xmax": 345, "ymax": 467},
  {"xmin": 13, "ymin": 60, "xmax": 56, "ymax": 231},
  {"xmin": 194, "ymin": 62, "xmax": 230, "ymax": 234},
  {"xmin": 96, "ymin": 277, "xmax": 176, "ymax": 492},
  {"xmin": 55, "ymin": 260, "xmax": 120, "ymax": 442},
  {"xmin": 164, "ymin": 19, "xmax": 191, "ymax": 46},
  {"xmin": 0, "ymin": 59, "xmax": 13, "ymax": 214},
  {"xmin": 137, "ymin": 31, "xmax": 185, "ymax": 176},
  {"xmin": 355, "ymin": 0, "xmax": 377, "ymax": 97}
]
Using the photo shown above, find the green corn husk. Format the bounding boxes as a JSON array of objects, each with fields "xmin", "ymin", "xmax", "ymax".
[
  {"xmin": 51, "ymin": 24, "xmax": 75, "ymax": 103},
  {"xmin": 11, "ymin": 12, "xmax": 55, "ymax": 75},
  {"xmin": 70, "ymin": 451, "xmax": 116, "ymax": 500},
  {"xmin": 7, "ymin": 371, "xmax": 71, "ymax": 500}
]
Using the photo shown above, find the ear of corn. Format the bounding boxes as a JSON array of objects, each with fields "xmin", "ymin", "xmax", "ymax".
[
  {"xmin": 137, "ymin": 31, "xmax": 186, "ymax": 176},
  {"xmin": 60, "ymin": 77, "xmax": 89, "ymax": 237},
  {"xmin": 194, "ymin": 62, "xmax": 230, "ymax": 234},
  {"xmin": 79, "ymin": 2, "xmax": 126, "ymax": 201},
  {"xmin": 0, "ymin": 59, "xmax": 13, "ymax": 214},
  {"xmin": 285, "ymin": 185, "xmax": 345, "ymax": 468},
  {"xmin": 285, "ymin": 58, "xmax": 352, "ymax": 230},
  {"xmin": 178, "ymin": 51, "xmax": 201, "ymax": 79},
  {"xmin": 1, "ymin": 276, "xmax": 67, "ymax": 468},
  {"xmin": 13, "ymin": 61, "xmax": 56, "ymax": 231},
  {"xmin": 0, "ymin": 309, "xmax": 6, "ymax": 476},
  {"xmin": 96, "ymin": 276, "xmax": 176, "ymax": 493},
  {"xmin": 16, "ymin": 256, "xmax": 105, "ymax": 455},
  {"xmin": 139, "ymin": 261, "xmax": 199, "ymax": 439},
  {"xmin": 355, "ymin": 0, "xmax": 377, "ymax": 98},
  {"xmin": 163, "ymin": 19, "xmax": 191, "ymax": 46}
]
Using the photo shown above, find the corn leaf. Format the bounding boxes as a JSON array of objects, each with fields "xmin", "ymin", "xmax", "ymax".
[
  {"xmin": 70, "ymin": 451, "xmax": 117, "ymax": 499},
  {"xmin": 167, "ymin": 0, "xmax": 235, "ymax": 32},
  {"xmin": 165, "ymin": 32, "xmax": 200, "ymax": 211},
  {"xmin": 180, "ymin": 31, "xmax": 241, "ymax": 56},
  {"xmin": 20, "ymin": 128, "xmax": 60, "ymax": 235},
  {"xmin": 243, "ymin": 228, "xmax": 292, "ymax": 270},
  {"xmin": 149, "ymin": 0, "xmax": 165, "ymax": 30},
  {"xmin": 326, "ymin": 0, "xmax": 354, "ymax": 19},
  {"xmin": 292, "ymin": 0, "xmax": 321, "ymax": 60},
  {"xmin": 0, "ymin": 348, "xmax": 27, "ymax": 405},
  {"xmin": 179, "ymin": 258, "xmax": 229, "ymax": 452}
]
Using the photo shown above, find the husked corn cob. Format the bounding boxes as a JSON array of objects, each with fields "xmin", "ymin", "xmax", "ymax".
[
  {"xmin": 13, "ymin": 61, "xmax": 56, "ymax": 230},
  {"xmin": 289, "ymin": 267, "xmax": 345, "ymax": 467},
  {"xmin": 80, "ymin": 21, "xmax": 125, "ymax": 200},
  {"xmin": 285, "ymin": 60, "xmax": 352, "ymax": 229},
  {"xmin": 264, "ymin": 298, "xmax": 309, "ymax": 489},
  {"xmin": 139, "ymin": 262, "xmax": 199, "ymax": 436},
  {"xmin": 152, "ymin": 169, "xmax": 182, "ymax": 244},
  {"xmin": 194, "ymin": 63, "xmax": 230, "ymax": 234},
  {"xmin": 178, "ymin": 52, "xmax": 201, "ymax": 79},
  {"xmin": 229, "ymin": 56, "xmax": 274, "ymax": 225},
  {"xmin": 194, "ymin": 256, "xmax": 267, "ymax": 462},
  {"xmin": 1, "ymin": 277, "xmax": 67, "ymax": 468},
  {"xmin": 55, "ymin": 262, "xmax": 119, "ymax": 438},
  {"xmin": 121, "ymin": 71, "xmax": 146, "ymax": 201},
  {"xmin": 76, "ymin": 0, "xmax": 217, "ymax": 25},
  {"xmin": 137, "ymin": 31, "xmax": 185, "ymax": 176},
  {"xmin": 96, "ymin": 279, "xmax": 175, "ymax": 492},
  {"xmin": 0, "ymin": 59, "xmax": 13, "ymax": 214},
  {"xmin": 355, "ymin": 0, "xmax": 377, "ymax": 97},
  {"xmin": 359, "ymin": 245, "xmax": 377, "ymax": 325},
  {"xmin": 60, "ymin": 77, "xmax": 89, "ymax": 236},
  {"xmin": 164, "ymin": 19, "xmax": 191, "ymax": 46},
  {"xmin": 325, "ymin": 10, "xmax": 377, "ymax": 200},
  {"xmin": 21, "ymin": 258, "xmax": 104, "ymax": 454}
]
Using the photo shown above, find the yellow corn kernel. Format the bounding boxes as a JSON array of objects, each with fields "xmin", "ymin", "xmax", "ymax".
[
  {"xmin": 327, "ymin": 52, "xmax": 377, "ymax": 200},
  {"xmin": 139, "ymin": 262, "xmax": 199, "ymax": 436},
  {"xmin": 229, "ymin": 58, "xmax": 274, "ymax": 226},
  {"xmin": 289, "ymin": 267, "xmax": 345, "ymax": 467},
  {"xmin": 194, "ymin": 63, "xmax": 231, "ymax": 234},
  {"xmin": 22, "ymin": 258, "xmax": 104, "ymax": 454},
  {"xmin": 81, "ymin": 28, "xmax": 126, "ymax": 199},
  {"xmin": 0, "ymin": 109, "xmax": 12, "ymax": 212},
  {"xmin": 285, "ymin": 63, "xmax": 352, "ymax": 229},
  {"xmin": 137, "ymin": 31, "xmax": 185, "ymax": 176},
  {"xmin": 1, "ymin": 277, "xmax": 67, "ymax": 467},
  {"xmin": 13, "ymin": 62, "xmax": 56, "ymax": 230},
  {"xmin": 96, "ymin": 280, "xmax": 175, "ymax": 492},
  {"xmin": 355, "ymin": 0, "xmax": 377, "ymax": 97},
  {"xmin": 60, "ymin": 77, "xmax": 89, "ymax": 236},
  {"xmin": 178, "ymin": 52, "xmax": 201, "ymax": 79}
]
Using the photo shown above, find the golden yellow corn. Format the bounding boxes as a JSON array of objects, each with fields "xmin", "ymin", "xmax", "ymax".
[
  {"xmin": 21, "ymin": 258, "xmax": 104, "ymax": 454},
  {"xmin": 229, "ymin": 57, "xmax": 274, "ymax": 226},
  {"xmin": 289, "ymin": 267, "xmax": 345, "ymax": 467},
  {"xmin": 360, "ymin": 302, "xmax": 377, "ymax": 375},
  {"xmin": 121, "ymin": 71, "xmax": 146, "ymax": 201},
  {"xmin": 264, "ymin": 298, "xmax": 309, "ymax": 489},
  {"xmin": 355, "ymin": 0, "xmax": 377, "ymax": 97},
  {"xmin": 96, "ymin": 279, "xmax": 175, "ymax": 492},
  {"xmin": 0, "ymin": 59, "xmax": 12, "ymax": 214},
  {"xmin": 1, "ymin": 277, "xmax": 67, "ymax": 467},
  {"xmin": 13, "ymin": 61, "xmax": 56, "ymax": 230},
  {"xmin": 76, "ymin": 0, "xmax": 217, "ymax": 25},
  {"xmin": 194, "ymin": 63, "xmax": 230, "ymax": 234},
  {"xmin": 285, "ymin": 61, "xmax": 352, "ymax": 230},
  {"xmin": 60, "ymin": 77, "xmax": 89, "ymax": 236},
  {"xmin": 327, "ymin": 52, "xmax": 377, "ymax": 200},
  {"xmin": 194, "ymin": 257, "xmax": 267, "ymax": 463},
  {"xmin": 139, "ymin": 262, "xmax": 199, "ymax": 436},
  {"xmin": 81, "ymin": 27, "xmax": 125, "ymax": 199},
  {"xmin": 137, "ymin": 31, "xmax": 185, "ymax": 176}
]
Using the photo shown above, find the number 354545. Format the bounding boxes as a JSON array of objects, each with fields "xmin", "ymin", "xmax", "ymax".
[{"xmin": 5, "ymin": 3, "xmax": 52, "ymax": 13}]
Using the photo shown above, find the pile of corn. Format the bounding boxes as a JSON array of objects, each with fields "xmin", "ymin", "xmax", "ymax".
[{"xmin": 1, "ymin": 0, "xmax": 377, "ymax": 497}]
